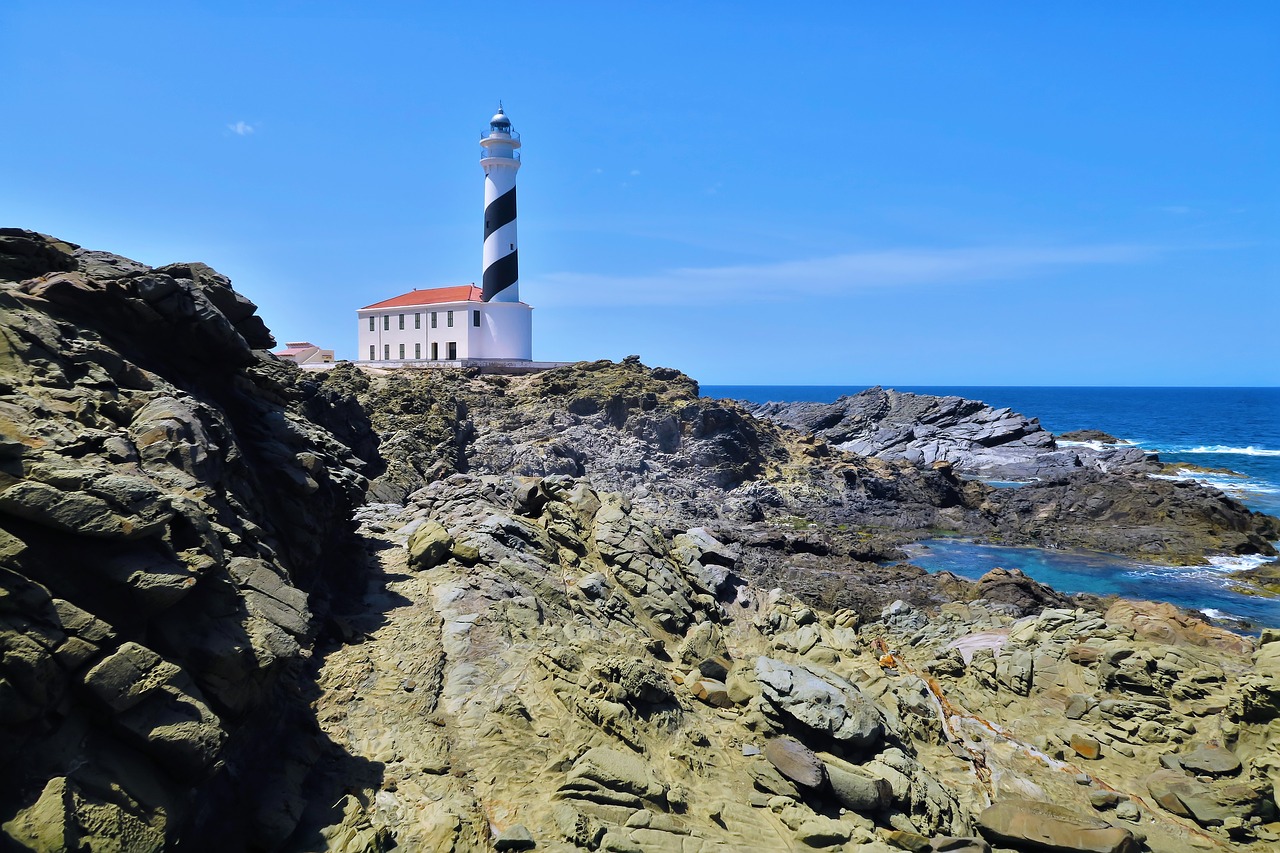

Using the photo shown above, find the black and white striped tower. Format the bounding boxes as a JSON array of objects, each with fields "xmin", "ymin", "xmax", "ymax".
[{"xmin": 480, "ymin": 105, "xmax": 521, "ymax": 302}]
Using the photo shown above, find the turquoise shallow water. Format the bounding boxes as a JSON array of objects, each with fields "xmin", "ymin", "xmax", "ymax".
[{"xmin": 903, "ymin": 540, "xmax": 1279, "ymax": 630}]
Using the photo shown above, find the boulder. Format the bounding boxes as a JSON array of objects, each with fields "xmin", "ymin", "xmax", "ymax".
[
  {"xmin": 755, "ymin": 657, "xmax": 884, "ymax": 749},
  {"xmin": 1070, "ymin": 734, "xmax": 1102, "ymax": 760},
  {"xmin": 689, "ymin": 679, "xmax": 731, "ymax": 708},
  {"xmin": 763, "ymin": 736, "xmax": 826, "ymax": 789},
  {"xmin": 974, "ymin": 569, "xmax": 1070, "ymax": 616},
  {"xmin": 825, "ymin": 763, "xmax": 891, "ymax": 813},
  {"xmin": 1176, "ymin": 745, "xmax": 1241, "ymax": 777},
  {"xmin": 977, "ymin": 799, "xmax": 1137, "ymax": 853},
  {"xmin": 408, "ymin": 521, "xmax": 453, "ymax": 569}
]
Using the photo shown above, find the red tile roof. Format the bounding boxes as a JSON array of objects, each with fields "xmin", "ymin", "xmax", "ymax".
[
  {"xmin": 275, "ymin": 343, "xmax": 317, "ymax": 356},
  {"xmin": 361, "ymin": 285, "xmax": 483, "ymax": 310}
]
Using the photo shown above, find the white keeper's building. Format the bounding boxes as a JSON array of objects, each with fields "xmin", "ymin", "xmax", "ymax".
[
  {"xmin": 357, "ymin": 105, "xmax": 537, "ymax": 367},
  {"xmin": 357, "ymin": 284, "xmax": 532, "ymax": 363}
]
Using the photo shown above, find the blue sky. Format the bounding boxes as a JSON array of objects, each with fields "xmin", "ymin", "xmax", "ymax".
[{"xmin": 3, "ymin": 1, "xmax": 1277, "ymax": 385}]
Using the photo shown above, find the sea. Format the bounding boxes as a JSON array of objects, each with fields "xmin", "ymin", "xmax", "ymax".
[{"xmin": 703, "ymin": 386, "xmax": 1280, "ymax": 629}]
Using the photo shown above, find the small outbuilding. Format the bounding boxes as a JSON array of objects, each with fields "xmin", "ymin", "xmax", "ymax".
[{"xmin": 274, "ymin": 341, "xmax": 335, "ymax": 366}]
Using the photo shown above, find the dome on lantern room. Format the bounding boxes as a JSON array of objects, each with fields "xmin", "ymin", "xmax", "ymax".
[{"xmin": 490, "ymin": 108, "xmax": 511, "ymax": 129}]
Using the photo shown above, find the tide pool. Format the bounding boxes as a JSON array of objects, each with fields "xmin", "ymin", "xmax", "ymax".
[{"xmin": 902, "ymin": 539, "xmax": 1280, "ymax": 630}]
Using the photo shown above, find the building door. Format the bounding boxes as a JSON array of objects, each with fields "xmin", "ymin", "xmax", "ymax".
[{"xmin": 447, "ymin": 342, "xmax": 457, "ymax": 360}]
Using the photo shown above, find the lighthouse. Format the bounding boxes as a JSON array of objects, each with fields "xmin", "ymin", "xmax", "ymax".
[
  {"xmin": 355, "ymin": 105, "xmax": 534, "ymax": 365},
  {"xmin": 480, "ymin": 105, "xmax": 521, "ymax": 302}
]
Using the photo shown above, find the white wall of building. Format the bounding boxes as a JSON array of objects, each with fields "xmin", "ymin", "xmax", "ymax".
[
  {"xmin": 475, "ymin": 301, "xmax": 532, "ymax": 359},
  {"xmin": 357, "ymin": 300, "xmax": 532, "ymax": 362}
]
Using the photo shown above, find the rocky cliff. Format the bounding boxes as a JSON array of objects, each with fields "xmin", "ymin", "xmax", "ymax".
[
  {"xmin": 3, "ymin": 231, "xmax": 1280, "ymax": 852},
  {"xmin": 0, "ymin": 230, "xmax": 371, "ymax": 849}
]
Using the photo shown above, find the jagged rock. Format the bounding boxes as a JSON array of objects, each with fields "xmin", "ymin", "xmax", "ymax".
[
  {"xmin": 83, "ymin": 642, "xmax": 225, "ymax": 779},
  {"xmin": 930, "ymin": 838, "xmax": 991, "ymax": 853},
  {"xmin": 1146, "ymin": 769, "xmax": 1231, "ymax": 826},
  {"xmin": 977, "ymin": 799, "xmax": 1138, "ymax": 853},
  {"xmin": 996, "ymin": 647, "xmax": 1034, "ymax": 696},
  {"xmin": 493, "ymin": 823, "xmax": 537, "ymax": 850},
  {"xmin": 6, "ymin": 230, "xmax": 1280, "ymax": 853},
  {"xmin": 1105, "ymin": 600, "xmax": 1255, "ymax": 654},
  {"xmin": 1, "ymin": 775, "xmax": 165, "ymax": 853},
  {"xmin": 0, "ymin": 232, "xmax": 365, "ymax": 848}
]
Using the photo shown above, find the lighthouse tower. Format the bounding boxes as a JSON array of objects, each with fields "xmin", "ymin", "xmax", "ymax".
[{"xmin": 480, "ymin": 106, "xmax": 521, "ymax": 302}]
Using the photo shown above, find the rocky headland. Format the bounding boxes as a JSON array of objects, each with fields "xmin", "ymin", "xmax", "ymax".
[{"xmin": 2, "ymin": 230, "xmax": 1279, "ymax": 852}]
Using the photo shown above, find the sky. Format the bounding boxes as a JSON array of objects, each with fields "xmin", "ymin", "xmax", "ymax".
[{"xmin": 3, "ymin": 1, "xmax": 1277, "ymax": 385}]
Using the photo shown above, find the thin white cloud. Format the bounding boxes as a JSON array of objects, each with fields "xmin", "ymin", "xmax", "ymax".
[
  {"xmin": 1155, "ymin": 205, "xmax": 1191, "ymax": 215},
  {"xmin": 228, "ymin": 121, "xmax": 255, "ymax": 136},
  {"xmin": 629, "ymin": 169, "xmax": 641, "ymax": 176},
  {"xmin": 527, "ymin": 243, "xmax": 1163, "ymax": 307}
]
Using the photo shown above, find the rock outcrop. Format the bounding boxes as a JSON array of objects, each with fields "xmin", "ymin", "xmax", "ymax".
[
  {"xmin": 746, "ymin": 387, "xmax": 1153, "ymax": 481},
  {"xmin": 3, "ymin": 231, "xmax": 1279, "ymax": 852},
  {"xmin": 0, "ymin": 231, "xmax": 368, "ymax": 848}
]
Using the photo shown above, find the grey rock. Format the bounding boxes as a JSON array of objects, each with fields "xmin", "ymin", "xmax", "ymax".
[
  {"xmin": 755, "ymin": 657, "xmax": 884, "ymax": 748},
  {"xmin": 1176, "ymin": 745, "xmax": 1241, "ymax": 776},
  {"xmin": 763, "ymin": 736, "xmax": 826, "ymax": 789},
  {"xmin": 494, "ymin": 823, "xmax": 537, "ymax": 850},
  {"xmin": 825, "ymin": 763, "xmax": 891, "ymax": 813}
]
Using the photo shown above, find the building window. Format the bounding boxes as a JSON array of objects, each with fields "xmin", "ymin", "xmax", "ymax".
[
  {"xmin": 369, "ymin": 345, "xmax": 375, "ymax": 360},
  {"xmin": 431, "ymin": 342, "xmax": 438, "ymax": 360},
  {"xmin": 447, "ymin": 310, "xmax": 454, "ymax": 327},
  {"xmin": 398, "ymin": 314, "xmax": 405, "ymax": 330},
  {"xmin": 383, "ymin": 344, "xmax": 390, "ymax": 360},
  {"xmin": 431, "ymin": 312, "xmax": 437, "ymax": 329},
  {"xmin": 398, "ymin": 343, "xmax": 405, "ymax": 359},
  {"xmin": 383, "ymin": 315, "xmax": 389, "ymax": 331},
  {"xmin": 368, "ymin": 317, "xmax": 374, "ymax": 331},
  {"xmin": 414, "ymin": 313, "xmax": 421, "ymax": 329},
  {"xmin": 473, "ymin": 309, "xmax": 480, "ymax": 327},
  {"xmin": 414, "ymin": 343, "xmax": 421, "ymax": 359},
  {"xmin": 447, "ymin": 341, "xmax": 457, "ymax": 359}
]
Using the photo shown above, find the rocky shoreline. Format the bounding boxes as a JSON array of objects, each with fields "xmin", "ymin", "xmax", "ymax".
[{"xmin": 2, "ymin": 230, "xmax": 1279, "ymax": 852}]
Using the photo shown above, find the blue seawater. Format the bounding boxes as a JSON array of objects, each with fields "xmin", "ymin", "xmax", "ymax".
[{"xmin": 703, "ymin": 386, "xmax": 1280, "ymax": 626}]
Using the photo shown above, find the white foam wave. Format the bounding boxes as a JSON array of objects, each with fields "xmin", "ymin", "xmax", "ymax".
[
  {"xmin": 1125, "ymin": 553, "xmax": 1277, "ymax": 585},
  {"xmin": 1162, "ymin": 445, "xmax": 1280, "ymax": 458},
  {"xmin": 1149, "ymin": 471, "xmax": 1280, "ymax": 497},
  {"xmin": 1207, "ymin": 553, "xmax": 1277, "ymax": 573},
  {"xmin": 1199, "ymin": 608, "xmax": 1246, "ymax": 623},
  {"xmin": 1058, "ymin": 440, "xmax": 1117, "ymax": 451}
]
